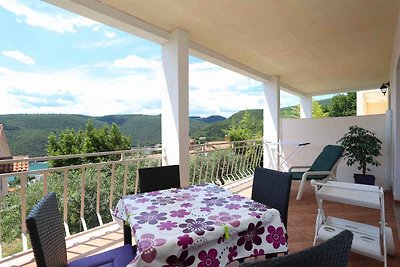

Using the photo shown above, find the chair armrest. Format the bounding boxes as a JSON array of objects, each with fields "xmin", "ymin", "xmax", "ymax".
[
  {"xmin": 302, "ymin": 170, "xmax": 333, "ymax": 179},
  {"xmin": 289, "ymin": 166, "xmax": 311, "ymax": 172}
]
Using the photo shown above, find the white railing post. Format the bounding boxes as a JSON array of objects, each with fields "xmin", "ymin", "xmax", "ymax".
[
  {"xmin": 43, "ymin": 171, "xmax": 48, "ymax": 196},
  {"xmin": 109, "ymin": 163, "xmax": 116, "ymax": 218},
  {"xmin": 123, "ymin": 163, "xmax": 128, "ymax": 196},
  {"xmin": 80, "ymin": 167, "xmax": 88, "ymax": 231},
  {"xmin": 0, "ymin": 196, "xmax": 3, "ymax": 259},
  {"xmin": 96, "ymin": 164, "xmax": 103, "ymax": 226},
  {"xmin": 63, "ymin": 169, "xmax": 70, "ymax": 236},
  {"xmin": 20, "ymin": 174, "xmax": 28, "ymax": 252}
]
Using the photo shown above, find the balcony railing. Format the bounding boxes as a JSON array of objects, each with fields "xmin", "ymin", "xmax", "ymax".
[
  {"xmin": 0, "ymin": 140, "xmax": 262, "ymax": 260},
  {"xmin": 189, "ymin": 140, "xmax": 263, "ymax": 185}
]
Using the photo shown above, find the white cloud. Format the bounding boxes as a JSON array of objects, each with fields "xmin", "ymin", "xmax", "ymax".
[
  {"xmin": 2, "ymin": 50, "xmax": 35, "ymax": 65},
  {"xmin": 104, "ymin": 30, "xmax": 116, "ymax": 39},
  {"xmin": 74, "ymin": 38, "xmax": 129, "ymax": 49},
  {"xmin": 112, "ymin": 55, "xmax": 161, "ymax": 70},
  {"xmin": 0, "ymin": 0, "xmax": 98, "ymax": 33},
  {"xmin": 0, "ymin": 55, "xmax": 298, "ymax": 117},
  {"xmin": 0, "ymin": 65, "xmax": 165, "ymax": 116}
]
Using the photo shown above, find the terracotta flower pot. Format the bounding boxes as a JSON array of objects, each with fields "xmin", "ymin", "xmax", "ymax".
[{"xmin": 353, "ymin": 174, "xmax": 375, "ymax": 185}]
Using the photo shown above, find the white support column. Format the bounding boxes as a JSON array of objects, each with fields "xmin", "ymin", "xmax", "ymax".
[
  {"xmin": 263, "ymin": 76, "xmax": 280, "ymax": 170},
  {"xmin": 300, "ymin": 96, "xmax": 312, "ymax": 118},
  {"xmin": 161, "ymin": 29, "xmax": 190, "ymax": 187}
]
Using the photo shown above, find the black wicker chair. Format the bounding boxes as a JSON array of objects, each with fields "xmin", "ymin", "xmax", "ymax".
[
  {"xmin": 124, "ymin": 165, "xmax": 181, "ymax": 245},
  {"xmin": 26, "ymin": 192, "xmax": 136, "ymax": 267},
  {"xmin": 138, "ymin": 164, "xmax": 181, "ymax": 193},
  {"xmin": 242, "ymin": 230, "xmax": 354, "ymax": 267},
  {"xmin": 252, "ymin": 167, "xmax": 292, "ymax": 229}
]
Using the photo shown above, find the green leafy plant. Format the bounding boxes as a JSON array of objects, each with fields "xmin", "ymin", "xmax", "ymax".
[{"xmin": 337, "ymin": 125, "xmax": 382, "ymax": 175}]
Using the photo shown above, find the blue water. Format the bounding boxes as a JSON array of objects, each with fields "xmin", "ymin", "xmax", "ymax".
[{"xmin": 7, "ymin": 162, "xmax": 49, "ymax": 182}]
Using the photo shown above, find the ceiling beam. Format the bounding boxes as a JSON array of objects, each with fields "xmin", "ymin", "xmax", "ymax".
[
  {"xmin": 306, "ymin": 84, "xmax": 381, "ymax": 97},
  {"xmin": 45, "ymin": 0, "xmax": 170, "ymax": 44}
]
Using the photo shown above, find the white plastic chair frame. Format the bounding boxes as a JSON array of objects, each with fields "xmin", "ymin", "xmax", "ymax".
[{"xmin": 289, "ymin": 155, "xmax": 342, "ymax": 200}]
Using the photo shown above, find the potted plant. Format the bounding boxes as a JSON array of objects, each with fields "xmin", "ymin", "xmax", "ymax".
[{"xmin": 337, "ymin": 125, "xmax": 382, "ymax": 185}]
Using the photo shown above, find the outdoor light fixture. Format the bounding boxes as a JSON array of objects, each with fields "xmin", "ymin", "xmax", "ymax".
[{"xmin": 380, "ymin": 82, "xmax": 390, "ymax": 96}]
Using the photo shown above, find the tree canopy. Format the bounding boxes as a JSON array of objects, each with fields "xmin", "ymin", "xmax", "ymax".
[
  {"xmin": 328, "ymin": 92, "xmax": 356, "ymax": 117},
  {"xmin": 289, "ymin": 99, "xmax": 328, "ymax": 118},
  {"xmin": 47, "ymin": 121, "xmax": 131, "ymax": 167},
  {"xmin": 224, "ymin": 110, "xmax": 262, "ymax": 141}
]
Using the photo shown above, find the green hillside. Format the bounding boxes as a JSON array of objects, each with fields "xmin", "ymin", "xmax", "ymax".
[
  {"xmin": 1, "ymin": 98, "xmax": 332, "ymax": 157},
  {"xmin": 0, "ymin": 114, "xmax": 208, "ymax": 156},
  {"xmin": 191, "ymin": 109, "xmax": 263, "ymax": 140}
]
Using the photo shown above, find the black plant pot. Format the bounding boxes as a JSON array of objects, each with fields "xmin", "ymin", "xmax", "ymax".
[{"xmin": 353, "ymin": 174, "xmax": 375, "ymax": 185}]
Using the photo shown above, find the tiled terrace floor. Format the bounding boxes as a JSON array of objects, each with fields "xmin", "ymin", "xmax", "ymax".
[{"xmin": 4, "ymin": 179, "xmax": 400, "ymax": 267}]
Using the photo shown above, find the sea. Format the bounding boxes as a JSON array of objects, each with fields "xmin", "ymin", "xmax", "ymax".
[{"xmin": 7, "ymin": 162, "xmax": 49, "ymax": 182}]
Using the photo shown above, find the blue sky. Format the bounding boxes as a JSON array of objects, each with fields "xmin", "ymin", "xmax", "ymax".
[{"xmin": 0, "ymin": 0, "xmax": 306, "ymax": 118}]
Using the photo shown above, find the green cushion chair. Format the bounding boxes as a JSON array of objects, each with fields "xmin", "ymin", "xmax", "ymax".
[{"xmin": 289, "ymin": 145, "xmax": 344, "ymax": 200}]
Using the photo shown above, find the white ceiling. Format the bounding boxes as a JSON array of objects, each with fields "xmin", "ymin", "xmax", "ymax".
[{"xmin": 56, "ymin": 0, "xmax": 400, "ymax": 95}]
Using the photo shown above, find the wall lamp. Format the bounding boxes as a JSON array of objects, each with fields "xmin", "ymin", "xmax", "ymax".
[{"xmin": 380, "ymin": 82, "xmax": 390, "ymax": 96}]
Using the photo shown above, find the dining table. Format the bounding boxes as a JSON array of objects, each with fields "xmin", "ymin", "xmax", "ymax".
[{"xmin": 113, "ymin": 183, "xmax": 288, "ymax": 267}]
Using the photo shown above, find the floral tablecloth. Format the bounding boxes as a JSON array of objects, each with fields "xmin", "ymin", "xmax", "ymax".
[{"xmin": 113, "ymin": 183, "xmax": 287, "ymax": 267}]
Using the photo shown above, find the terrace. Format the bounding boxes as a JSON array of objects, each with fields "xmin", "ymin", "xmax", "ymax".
[
  {"xmin": 0, "ymin": 140, "xmax": 399, "ymax": 266},
  {"xmin": 0, "ymin": 153, "xmax": 399, "ymax": 266},
  {"xmin": 1, "ymin": 0, "xmax": 400, "ymax": 266}
]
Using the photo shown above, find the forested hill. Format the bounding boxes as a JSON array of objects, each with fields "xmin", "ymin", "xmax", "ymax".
[
  {"xmin": 1, "ymin": 97, "xmax": 337, "ymax": 157},
  {"xmin": 0, "ymin": 114, "xmax": 224, "ymax": 156}
]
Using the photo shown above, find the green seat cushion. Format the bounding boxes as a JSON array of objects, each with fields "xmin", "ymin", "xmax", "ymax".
[
  {"xmin": 290, "ymin": 145, "xmax": 343, "ymax": 180},
  {"xmin": 309, "ymin": 145, "xmax": 344, "ymax": 172},
  {"xmin": 290, "ymin": 171, "xmax": 329, "ymax": 181}
]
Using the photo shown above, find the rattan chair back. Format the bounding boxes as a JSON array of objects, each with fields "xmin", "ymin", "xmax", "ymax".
[
  {"xmin": 243, "ymin": 230, "xmax": 353, "ymax": 267},
  {"xmin": 138, "ymin": 165, "xmax": 180, "ymax": 193},
  {"xmin": 252, "ymin": 167, "xmax": 292, "ymax": 228},
  {"xmin": 26, "ymin": 192, "xmax": 67, "ymax": 267}
]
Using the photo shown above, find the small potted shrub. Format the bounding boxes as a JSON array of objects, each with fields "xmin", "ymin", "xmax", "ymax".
[{"xmin": 337, "ymin": 125, "xmax": 382, "ymax": 185}]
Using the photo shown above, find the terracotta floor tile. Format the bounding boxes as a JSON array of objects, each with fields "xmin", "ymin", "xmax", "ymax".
[
  {"xmin": 286, "ymin": 227, "xmax": 308, "ymax": 243},
  {"xmin": 288, "ymin": 241, "xmax": 313, "ymax": 253},
  {"xmin": 3, "ymin": 179, "xmax": 399, "ymax": 267}
]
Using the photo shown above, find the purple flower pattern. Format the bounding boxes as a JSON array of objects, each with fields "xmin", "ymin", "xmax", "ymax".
[
  {"xmin": 225, "ymin": 203, "xmax": 241, "ymax": 210},
  {"xmin": 151, "ymin": 196, "xmax": 176, "ymax": 206},
  {"xmin": 252, "ymin": 248, "xmax": 265, "ymax": 257},
  {"xmin": 229, "ymin": 194, "xmax": 245, "ymax": 201},
  {"xmin": 198, "ymin": 248, "xmax": 220, "ymax": 267},
  {"xmin": 208, "ymin": 212, "xmax": 241, "ymax": 227},
  {"xmin": 114, "ymin": 183, "xmax": 287, "ymax": 266},
  {"xmin": 157, "ymin": 220, "xmax": 178, "ymax": 231},
  {"xmin": 136, "ymin": 197, "xmax": 150, "ymax": 204},
  {"xmin": 177, "ymin": 234, "xmax": 193, "ymax": 249},
  {"xmin": 242, "ymin": 201, "xmax": 269, "ymax": 212},
  {"xmin": 179, "ymin": 218, "xmax": 215, "ymax": 236},
  {"xmin": 134, "ymin": 210, "xmax": 167, "ymax": 225},
  {"xmin": 181, "ymin": 202, "xmax": 192, "ymax": 208},
  {"xmin": 163, "ymin": 250, "xmax": 195, "ymax": 267},
  {"xmin": 201, "ymin": 197, "xmax": 228, "ymax": 207},
  {"xmin": 266, "ymin": 226, "xmax": 286, "ymax": 249},
  {"xmin": 137, "ymin": 233, "xmax": 166, "ymax": 263},
  {"xmin": 147, "ymin": 191, "xmax": 161, "ymax": 196},
  {"xmin": 200, "ymin": 207, "xmax": 213, "ymax": 212},
  {"xmin": 170, "ymin": 209, "xmax": 190, "ymax": 218},
  {"xmin": 237, "ymin": 221, "xmax": 265, "ymax": 251},
  {"xmin": 228, "ymin": 246, "xmax": 238, "ymax": 262}
]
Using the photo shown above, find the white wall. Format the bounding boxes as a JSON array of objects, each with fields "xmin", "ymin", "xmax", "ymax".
[
  {"xmin": 389, "ymin": 10, "xmax": 400, "ymax": 200},
  {"xmin": 281, "ymin": 115, "xmax": 387, "ymax": 187}
]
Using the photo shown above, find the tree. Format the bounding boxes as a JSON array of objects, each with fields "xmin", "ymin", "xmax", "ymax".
[
  {"xmin": 328, "ymin": 92, "xmax": 356, "ymax": 117},
  {"xmin": 337, "ymin": 125, "xmax": 382, "ymax": 175},
  {"xmin": 47, "ymin": 121, "xmax": 131, "ymax": 167},
  {"xmin": 312, "ymin": 100, "xmax": 328, "ymax": 118},
  {"xmin": 286, "ymin": 100, "xmax": 327, "ymax": 118},
  {"xmin": 224, "ymin": 110, "xmax": 261, "ymax": 141}
]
